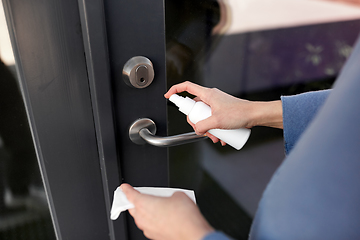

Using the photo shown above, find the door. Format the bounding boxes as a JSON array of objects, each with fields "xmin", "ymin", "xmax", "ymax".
[
  {"xmin": 3, "ymin": 0, "xmax": 167, "ymax": 239},
  {"xmin": 3, "ymin": 0, "xmax": 360, "ymax": 240}
]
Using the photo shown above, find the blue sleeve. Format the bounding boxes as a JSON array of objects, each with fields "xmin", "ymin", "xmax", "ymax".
[
  {"xmin": 250, "ymin": 37, "xmax": 360, "ymax": 240},
  {"xmin": 281, "ymin": 90, "xmax": 331, "ymax": 154},
  {"xmin": 202, "ymin": 232, "xmax": 233, "ymax": 240}
]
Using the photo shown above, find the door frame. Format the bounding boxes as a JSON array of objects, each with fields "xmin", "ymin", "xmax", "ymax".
[{"xmin": 3, "ymin": 0, "xmax": 126, "ymax": 239}]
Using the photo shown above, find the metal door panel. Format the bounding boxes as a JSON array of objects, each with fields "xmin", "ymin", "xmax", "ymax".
[
  {"xmin": 103, "ymin": 0, "xmax": 168, "ymax": 187},
  {"xmin": 103, "ymin": 1, "xmax": 168, "ymax": 238}
]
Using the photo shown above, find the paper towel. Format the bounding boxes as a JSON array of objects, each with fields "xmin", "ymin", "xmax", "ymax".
[{"xmin": 110, "ymin": 187, "xmax": 196, "ymax": 220}]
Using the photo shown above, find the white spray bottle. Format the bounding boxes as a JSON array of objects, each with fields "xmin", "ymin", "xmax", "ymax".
[{"xmin": 169, "ymin": 94, "xmax": 251, "ymax": 150}]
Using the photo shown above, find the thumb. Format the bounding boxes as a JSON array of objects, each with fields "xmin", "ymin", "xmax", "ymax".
[{"xmin": 120, "ymin": 183, "xmax": 140, "ymax": 204}]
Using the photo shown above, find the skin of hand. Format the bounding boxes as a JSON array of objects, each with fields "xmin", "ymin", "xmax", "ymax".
[
  {"xmin": 121, "ymin": 183, "xmax": 215, "ymax": 240},
  {"xmin": 164, "ymin": 81, "xmax": 283, "ymax": 144}
]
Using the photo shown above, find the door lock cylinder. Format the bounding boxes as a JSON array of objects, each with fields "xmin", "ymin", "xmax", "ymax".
[{"xmin": 122, "ymin": 56, "xmax": 154, "ymax": 89}]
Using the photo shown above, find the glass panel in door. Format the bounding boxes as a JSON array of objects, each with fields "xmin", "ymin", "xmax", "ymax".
[{"xmin": 166, "ymin": 1, "xmax": 360, "ymax": 239}]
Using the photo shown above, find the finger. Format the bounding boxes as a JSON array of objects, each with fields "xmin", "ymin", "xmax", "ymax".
[
  {"xmin": 195, "ymin": 116, "xmax": 219, "ymax": 135},
  {"xmin": 205, "ymin": 132, "xmax": 219, "ymax": 144},
  {"xmin": 192, "ymin": 96, "xmax": 201, "ymax": 102},
  {"xmin": 133, "ymin": 214, "xmax": 146, "ymax": 232},
  {"xmin": 128, "ymin": 208, "xmax": 136, "ymax": 217},
  {"xmin": 164, "ymin": 81, "xmax": 209, "ymax": 101},
  {"xmin": 143, "ymin": 230, "xmax": 156, "ymax": 240},
  {"xmin": 220, "ymin": 140, "xmax": 227, "ymax": 146}
]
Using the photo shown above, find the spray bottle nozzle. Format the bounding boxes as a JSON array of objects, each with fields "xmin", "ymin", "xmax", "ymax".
[{"xmin": 169, "ymin": 94, "xmax": 196, "ymax": 115}]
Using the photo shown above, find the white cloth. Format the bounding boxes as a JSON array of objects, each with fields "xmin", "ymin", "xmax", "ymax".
[{"xmin": 110, "ymin": 187, "xmax": 196, "ymax": 220}]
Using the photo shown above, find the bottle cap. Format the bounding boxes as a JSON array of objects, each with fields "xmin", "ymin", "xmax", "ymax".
[{"xmin": 169, "ymin": 94, "xmax": 195, "ymax": 115}]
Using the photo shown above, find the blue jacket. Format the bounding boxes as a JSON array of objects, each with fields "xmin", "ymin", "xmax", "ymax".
[{"xmin": 205, "ymin": 35, "xmax": 360, "ymax": 240}]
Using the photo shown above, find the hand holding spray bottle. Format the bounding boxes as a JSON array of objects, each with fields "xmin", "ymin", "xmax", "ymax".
[{"xmin": 169, "ymin": 94, "xmax": 251, "ymax": 150}]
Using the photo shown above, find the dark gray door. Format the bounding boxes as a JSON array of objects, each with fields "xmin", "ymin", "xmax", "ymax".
[{"xmin": 102, "ymin": 1, "xmax": 168, "ymax": 240}]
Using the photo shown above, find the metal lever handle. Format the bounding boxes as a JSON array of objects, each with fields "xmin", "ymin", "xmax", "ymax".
[{"xmin": 129, "ymin": 118, "xmax": 207, "ymax": 147}]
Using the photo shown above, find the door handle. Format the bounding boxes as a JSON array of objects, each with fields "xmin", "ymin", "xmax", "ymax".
[{"xmin": 129, "ymin": 118, "xmax": 207, "ymax": 147}]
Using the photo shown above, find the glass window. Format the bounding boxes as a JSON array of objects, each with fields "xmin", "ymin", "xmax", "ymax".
[{"xmin": 166, "ymin": 1, "xmax": 360, "ymax": 238}]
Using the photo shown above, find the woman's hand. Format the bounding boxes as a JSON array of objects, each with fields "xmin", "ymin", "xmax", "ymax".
[
  {"xmin": 164, "ymin": 82, "xmax": 253, "ymax": 144},
  {"xmin": 165, "ymin": 81, "xmax": 283, "ymax": 144},
  {"xmin": 121, "ymin": 183, "xmax": 214, "ymax": 240}
]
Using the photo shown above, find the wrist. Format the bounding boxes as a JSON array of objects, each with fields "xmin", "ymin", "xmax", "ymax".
[
  {"xmin": 251, "ymin": 100, "xmax": 283, "ymax": 129},
  {"xmin": 190, "ymin": 226, "xmax": 215, "ymax": 240},
  {"xmin": 184, "ymin": 217, "xmax": 215, "ymax": 240}
]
